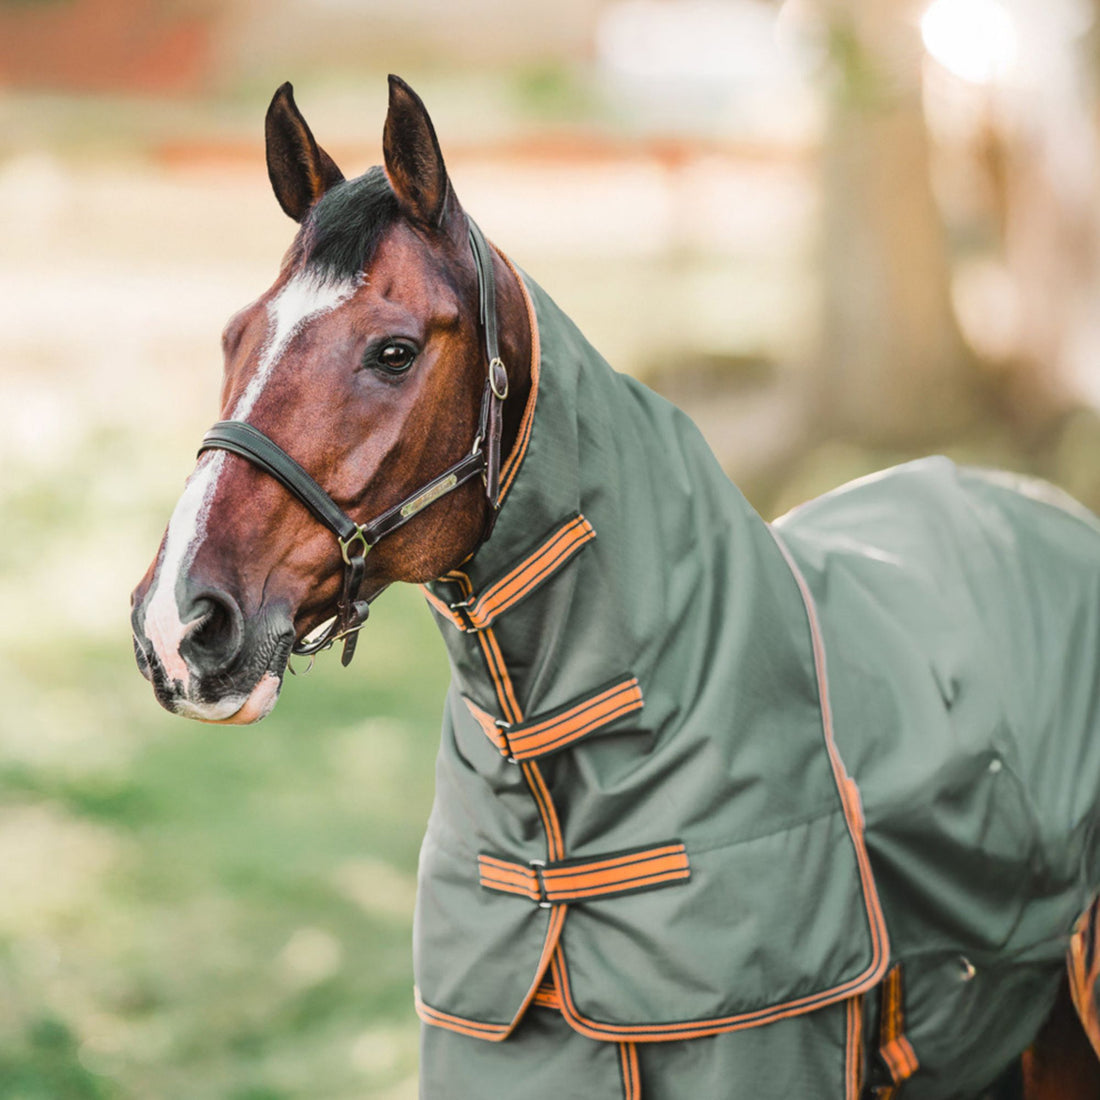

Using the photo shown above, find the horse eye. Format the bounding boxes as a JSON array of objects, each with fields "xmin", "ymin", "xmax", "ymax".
[{"xmin": 375, "ymin": 341, "xmax": 417, "ymax": 374}]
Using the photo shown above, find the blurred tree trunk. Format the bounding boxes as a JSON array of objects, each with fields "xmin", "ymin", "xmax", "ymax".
[
  {"xmin": 817, "ymin": 0, "xmax": 980, "ymax": 446},
  {"xmin": 991, "ymin": 9, "xmax": 1100, "ymax": 431}
]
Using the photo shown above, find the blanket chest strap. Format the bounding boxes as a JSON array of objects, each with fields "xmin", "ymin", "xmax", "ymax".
[
  {"xmin": 464, "ymin": 675, "xmax": 643, "ymax": 762},
  {"xmin": 424, "ymin": 514, "xmax": 596, "ymax": 633},
  {"xmin": 478, "ymin": 842, "xmax": 690, "ymax": 906}
]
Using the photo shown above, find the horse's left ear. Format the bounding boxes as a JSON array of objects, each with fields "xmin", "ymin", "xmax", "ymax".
[
  {"xmin": 265, "ymin": 82, "xmax": 345, "ymax": 222},
  {"xmin": 383, "ymin": 75, "xmax": 453, "ymax": 229}
]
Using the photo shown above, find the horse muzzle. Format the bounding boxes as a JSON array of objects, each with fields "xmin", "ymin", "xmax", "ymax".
[{"xmin": 130, "ymin": 582, "xmax": 294, "ymax": 724}]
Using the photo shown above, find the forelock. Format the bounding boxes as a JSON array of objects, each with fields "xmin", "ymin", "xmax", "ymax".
[{"xmin": 299, "ymin": 166, "xmax": 401, "ymax": 280}]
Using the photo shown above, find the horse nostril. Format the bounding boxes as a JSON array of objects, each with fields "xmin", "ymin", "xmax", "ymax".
[{"xmin": 180, "ymin": 589, "xmax": 244, "ymax": 672}]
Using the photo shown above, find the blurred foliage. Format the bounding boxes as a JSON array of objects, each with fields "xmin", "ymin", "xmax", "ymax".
[
  {"xmin": 825, "ymin": 17, "xmax": 890, "ymax": 109},
  {"xmin": 511, "ymin": 63, "xmax": 596, "ymax": 121},
  {"xmin": 0, "ymin": 577, "xmax": 445, "ymax": 1098},
  {"xmin": 4, "ymin": 1, "xmax": 1100, "ymax": 1092}
]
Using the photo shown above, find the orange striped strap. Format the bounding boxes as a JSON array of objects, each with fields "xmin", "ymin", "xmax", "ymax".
[
  {"xmin": 873, "ymin": 964, "xmax": 918, "ymax": 1097},
  {"xmin": 464, "ymin": 675, "xmax": 643, "ymax": 762},
  {"xmin": 618, "ymin": 1041, "xmax": 641, "ymax": 1100},
  {"xmin": 427, "ymin": 514, "xmax": 596, "ymax": 632},
  {"xmin": 1069, "ymin": 895, "xmax": 1100, "ymax": 1060},
  {"xmin": 532, "ymin": 980, "xmax": 562, "ymax": 1011},
  {"xmin": 478, "ymin": 842, "xmax": 690, "ymax": 906}
]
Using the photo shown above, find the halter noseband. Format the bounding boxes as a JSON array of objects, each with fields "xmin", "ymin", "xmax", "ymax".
[{"xmin": 197, "ymin": 217, "xmax": 508, "ymax": 666}]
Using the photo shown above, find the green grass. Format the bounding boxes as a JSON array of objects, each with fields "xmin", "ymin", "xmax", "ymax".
[{"xmin": 0, "ymin": 581, "xmax": 447, "ymax": 1099}]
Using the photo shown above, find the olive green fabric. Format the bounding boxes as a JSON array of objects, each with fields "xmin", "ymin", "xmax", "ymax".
[
  {"xmin": 420, "ymin": 1001, "xmax": 854, "ymax": 1099},
  {"xmin": 416, "ymin": 275, "xmax": 879, "ymax": 1031},
  {"xmin": 414, "ymin": 271, "xmax": 1100, "ymax": 1096},
  {"xmin": 778, "ymin": 463, "xmax": 1100, "ymax": 1095},
  {"xmin": 419, "ymin": 1007, "xmax": 625, "ymax": 1099}
]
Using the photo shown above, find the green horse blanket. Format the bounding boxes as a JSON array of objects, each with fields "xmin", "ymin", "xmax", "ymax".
[{"xmin": 414, "ymin": 268, "xmax": 1100, "ymax": 1099}]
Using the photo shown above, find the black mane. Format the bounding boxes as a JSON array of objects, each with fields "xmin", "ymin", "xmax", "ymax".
[{"xmin": 300, "ymin": 165, "xmax": 401, "ymax": 280}]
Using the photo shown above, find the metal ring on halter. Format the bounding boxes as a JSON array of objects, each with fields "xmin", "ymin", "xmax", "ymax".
[
  {"xmin": 490, "ymin": 357, "xmax": 509, "ymax": 400},
  {"xmin": 197, "ymin": 216, "xmax": 506, "ymax": 666},
  {"xmin": 339, "ymin": 527, "xmax": 370, "ymax": 565}
]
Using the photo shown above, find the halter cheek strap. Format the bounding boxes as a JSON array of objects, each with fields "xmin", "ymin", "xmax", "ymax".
[{"xmin": 198, "ymin": 217, "xmax": 508, "ymax": 666}]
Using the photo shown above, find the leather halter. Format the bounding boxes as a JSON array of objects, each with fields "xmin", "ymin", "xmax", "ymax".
[{"xmin": 198, "ymin": 217, "xmax": 509, "ymax": 666}]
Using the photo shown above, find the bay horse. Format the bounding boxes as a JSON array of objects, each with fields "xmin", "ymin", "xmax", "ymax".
[{"xmin": 131, "ymin": 77, "xmax": 1100, "ymax": 1099}]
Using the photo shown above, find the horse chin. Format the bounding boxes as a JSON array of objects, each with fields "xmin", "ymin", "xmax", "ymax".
[{"xmin": 178, "ymin": 671, "xmax": 285, "ymax": 726}]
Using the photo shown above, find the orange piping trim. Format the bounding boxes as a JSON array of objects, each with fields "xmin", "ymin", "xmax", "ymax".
[
  {"xmin": 412, "ymin": 277, "xmax": 558, "ymax": 1044},
  {"xmin": 547, "ymin": 860, "xmax": 688, "ymax": 892},
  {"xmin": 546, "ymin": 870, "xmax": 691, "ymax": 902},
  {"xmin": 506, "ymin": 679, "xmax": 642, "ymax": 759},
  {"xmin": 479, "ymin": 846, "xmax": 690, "ymax": 903},
  {"xmin": 425, "ymin": 517, "xmax": 593, "ymax": 636},
  {"xmin": 420, "ymin": 584, "xmax": 467, "ymax": 630},
  {"xmin": 414, "ymin": 992, "xmax": 511, "ymax": 1038},
  {"xmin": 463, "ymin": 517, "xmax": 595, "ymax": 629},
  {"xmin": 418, "ymin": 618, "xmax": 565, "ymax": 1042},
  {"xmin": 846, "ymin": 996, "xmax": 864, "ymax": 1100},
  {"xmin": 618, "ymin": 1041, "xmax": 641, "ymax": 1100},
  {"xmin": 450, "ymin": 572, "xmax": 473, "ymax": 597},
  {"xmin": 533, "ymin": 982, "xmax": 562, "ymax": 1011},
  {"xmin": 510, "ymin": 697, "xmax": 642, "ymax": 758},
  {"xmin": 770, "ymin": 532, "xmax": 890, "ymax": 973},
  {"xmin": 473, "ymin": 516, "xmax": 590, "ymax": 606},
  {"xmin": 478, "ymin": 870, "xmax": 539, "ymax": 899},
  {"xmin": 465, "ymin": 677, "xmax": 642, "ymax": 761},
  {"xmin": 476, "ymin": 517, "xmax": 591, "ymax": 606},
  {"xmin": 427, "ymin": 537, "xmax": 889, "ymax": 1043},
  {"xmin": 1069, "ymin": 899, "xmax": 1100, "ymax": 1057},
  {"xmin": 463, "ymin": 697, "xmax": 510, "ymax": 755},
  {"xmin": 499, "ymin": 901, "xmax": 567, "ymax": 1032},
  {"xmin": 415, "ymin": 897, "xmax": 568, "ymax": 1043},
  {"xmin": 881, "ymin": 1038, "xmax": 918, "ymax": 1084},
  {"xmin": 549, "ymin": 923, "xmax": 888, "ymax": 1043},
  {"xmin": 516, "ymin": 684, "xmax": 640, "ymax": 737},
  {"xmin": 496, "ymin": 250, "xmax": 540, "ymax": 504},
  {"xmin": 902, "ymin": 1038, "xmax": 918, "ymax": 1079},
  {"xmin": 474, "ymin": 623, "xmax": 564, "ymax": 862},
  {"xmin": 876, "ymin": 965, "xmax": 918, "ymax": 1092},
  {"xmin": 544, "ymin": 844, "xmax": 685, "ymax": 875},
  {"xmin": 521, "ymin": 759, "xmax": 565, "ymax": 863},
  {"xmin": 546, "ymin": 854, "xmax": 687, "ymax": 889},
  {"xmin": 479, "ymin": 629, "xmax": 523, "ymax": 725},
  {"xmin": 535, "ymin": 538, "xmax": 888, "ymax": 1042}
]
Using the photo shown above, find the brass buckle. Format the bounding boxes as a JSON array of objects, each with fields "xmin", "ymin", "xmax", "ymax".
[{"xmin": 339, "ymin": 527, "xmax": 370, "ymax": 565}]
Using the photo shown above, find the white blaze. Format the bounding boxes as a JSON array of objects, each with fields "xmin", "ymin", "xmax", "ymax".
[{"xmin": 141, "ymin": 270, "xmax": 358, "ymax": 705}]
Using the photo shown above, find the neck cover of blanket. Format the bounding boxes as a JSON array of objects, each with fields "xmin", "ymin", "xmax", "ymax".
[{"xmin": 415, "ymin": 270, "xmax": 889, "ymax": 1042}]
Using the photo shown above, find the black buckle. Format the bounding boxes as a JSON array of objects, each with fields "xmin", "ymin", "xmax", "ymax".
[
  {"xmin": 495, "ymin": 718, "xmax": 517, "ymax": 765},
  {"xmin": 529, "ymin": 859, "xmax": 552, "ymax": 908},
  {"xmin": 448, "ymin": 598, "xmax": 479, "ymax": 633}
]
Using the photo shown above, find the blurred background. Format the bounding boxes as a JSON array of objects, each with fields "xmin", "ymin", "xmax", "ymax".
[{"xmin": 3, "ymin": 0, "xmax": 1100, "ymax": 1096}]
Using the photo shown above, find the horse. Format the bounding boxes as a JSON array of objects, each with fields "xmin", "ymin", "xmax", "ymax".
[{"xmin": 130, "ymin": 76, "xmax": 1100, "ymax": 1099}]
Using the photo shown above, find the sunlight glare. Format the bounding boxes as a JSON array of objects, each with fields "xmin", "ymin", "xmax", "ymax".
[{"xmin": 920, "ymin": 0, "xmax": 1019, "ymax": 85}]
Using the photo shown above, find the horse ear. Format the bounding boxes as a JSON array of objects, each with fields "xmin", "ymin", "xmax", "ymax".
[
  {"xmin": 383, "ymin": 74, "xmax": 452, "ymax": 229},
  {"xmin": 265, "ymin": 82, "xmax": 344, "ymax": 223}
]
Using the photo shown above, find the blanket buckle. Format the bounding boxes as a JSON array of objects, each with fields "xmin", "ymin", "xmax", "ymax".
[
  {"xmin": 529, "ymin": 859, "xmax": 552, "ymax": 908},
  {"xmin": 495, "ymin": 718, "xmax": 518, "ymax": 764}
]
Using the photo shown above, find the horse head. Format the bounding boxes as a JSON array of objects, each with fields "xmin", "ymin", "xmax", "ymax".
[{"xmin": 130, "ymin": 76, "xmax": 531, "ymax": 723}]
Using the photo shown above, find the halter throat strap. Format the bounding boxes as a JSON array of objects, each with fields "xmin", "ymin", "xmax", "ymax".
[{"xmin": 197, "ymin": 216, "xmax": 508, "ymax": 664}]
